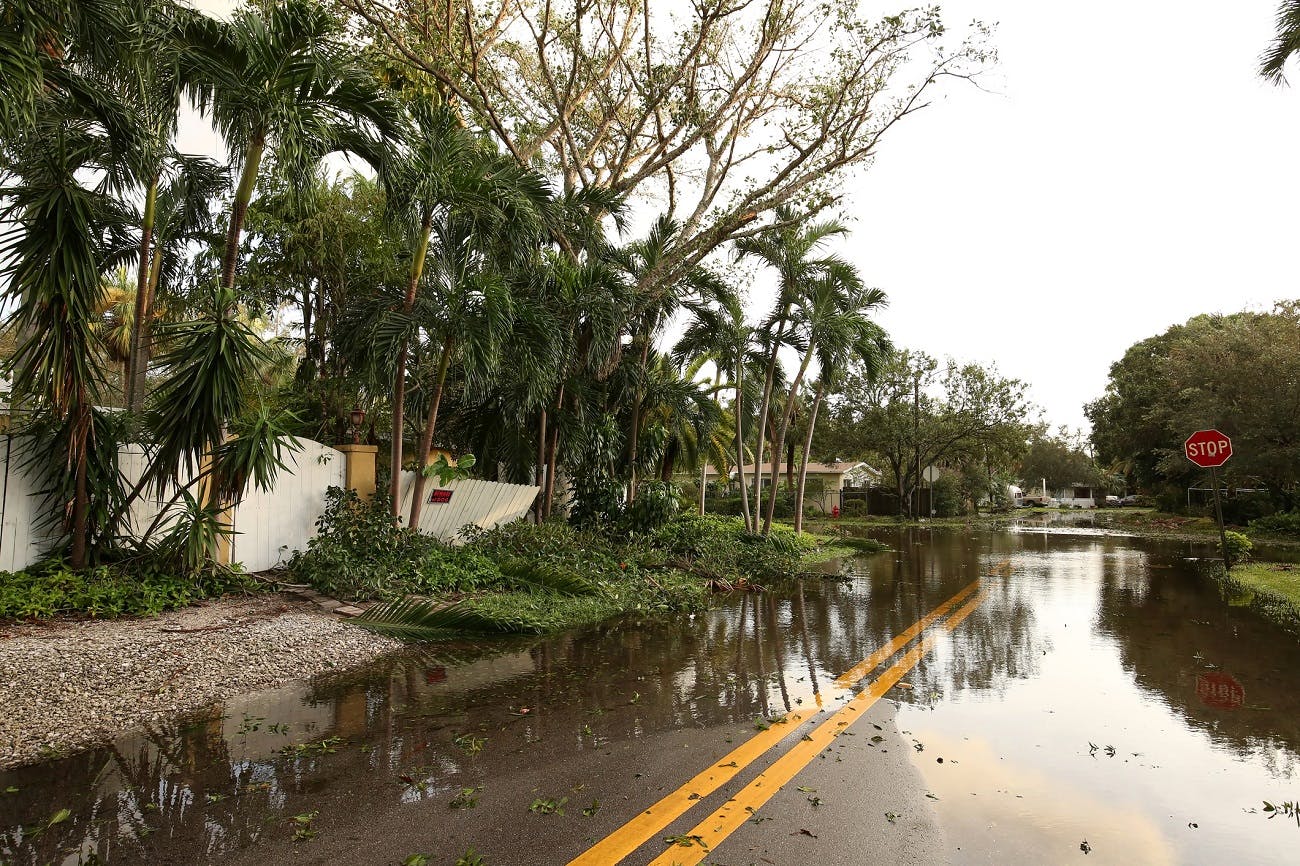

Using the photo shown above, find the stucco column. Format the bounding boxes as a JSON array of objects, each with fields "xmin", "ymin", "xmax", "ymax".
[{"xmin": 335, "ymin": 444, "xmax": 379, "ymax": 502}]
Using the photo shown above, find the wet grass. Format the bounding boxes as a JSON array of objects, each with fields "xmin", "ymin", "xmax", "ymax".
[{"xmin": 1208, "ymin": 561, "xmax": 1300, "ymax": 638}]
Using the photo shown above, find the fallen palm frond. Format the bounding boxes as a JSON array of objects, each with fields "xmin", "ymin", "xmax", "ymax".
[
  {"xmin": 353, "ymin": 595, "xmax": 551, "ymax": 638},
  {"xmin": 497, "ymin": 558, "xmax": 596, "ymax": 596},
  {"xmin": 831, "ymin": 536, "xmax": 890, "ymax": 553}
]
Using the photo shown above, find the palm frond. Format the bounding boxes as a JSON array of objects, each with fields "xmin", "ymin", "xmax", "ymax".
[{"xmin": 354, "ymin": 596, "xmax": 550, "ymax": 638}]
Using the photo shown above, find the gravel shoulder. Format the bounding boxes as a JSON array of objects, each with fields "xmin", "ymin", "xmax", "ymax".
[{"xmin": 0, "ymin": 594, "xmax": 402, "ymax": 770}]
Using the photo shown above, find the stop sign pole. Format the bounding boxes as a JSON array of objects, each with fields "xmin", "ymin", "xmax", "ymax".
[{"xmin": 1184, "ymin": 429, "xmax": 1233, "ymax": 569}]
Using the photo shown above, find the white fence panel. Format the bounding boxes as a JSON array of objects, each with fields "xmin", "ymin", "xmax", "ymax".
[
  {"xmin": 397, "ymin": 472, "xmax": 538, "ymax": 543},
  {"xmin": 117, "ymin": 445, "xmax": 197, "ymax": 542},
  {"xmin": 0, "ymin": 436, "xmax": 49, "ymax": 572},
  {"xmin": 0, "ymin": 437, "xmax": 345, "ymax": 573},
  {"xmin": 230, "ymin": 439, "xmax": 344, "ymax": 571}
]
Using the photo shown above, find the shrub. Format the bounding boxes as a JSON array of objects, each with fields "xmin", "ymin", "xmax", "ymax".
[
  {"xmin": 931, "ymin": 475, "xmax": 964, "ymax": 518},
  {"xmin": 1221, "ymin": 530, "xmax": 1253, "ymax": 563},
  {"xmin": 289, "ymin": 487, "xmax": 505, "ymax": 601},
  {"xmin": 841, "ymin": 499, "xmax": 867, "ymax": 517},
  {"xmin": 1220, "ymin": 492, "xmax": 1276, "ymax": 526},
  {"xmin": 625, "ymin": 481, "xmax": 681, "ymax": 534},
  {"xmin": 1249, "ymin": 510, "xmax": 1300, "ymax": 537},
  {"xmin": 0, "ymin": 561, "xmax": 251, "ymax": 620}
]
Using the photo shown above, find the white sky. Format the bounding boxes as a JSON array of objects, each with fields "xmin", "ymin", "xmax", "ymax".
[
  {"xmin": 841, "ymin": 0, "xmax": 1300, "ymax": 431},
  {"xmin": 181, "ymin": 0, "xmax": 1300, "ymax": 432}
]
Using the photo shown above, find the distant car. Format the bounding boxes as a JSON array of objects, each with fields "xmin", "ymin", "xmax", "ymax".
[
  {"xmin": 1119, "ymin": 495, "xmax": 1140, "ymax": 506},
  {"xmin": 1105, "ymin": 495, "xmax": 1120, "ymax": 504}
]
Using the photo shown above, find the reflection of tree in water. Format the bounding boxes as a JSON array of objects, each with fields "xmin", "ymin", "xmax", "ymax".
[
  {"xmin": 0, "ymin": 708, "xmax": 289, "ymax": 865},
  {"xmin": 844, "ymin": 527, "xmax": 1043, "ymax": 704},
  {"xmin": 1095, "ymin": 548, "xmax": 1300, "ymax": 770}
]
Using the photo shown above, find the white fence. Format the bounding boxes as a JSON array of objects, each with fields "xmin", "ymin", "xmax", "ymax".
[
  {"xmin": 0, "ymin": 435, "xmax": 537, "ymax": 572},
  {"xmin": 230, "ymin": 440, "xmax": 345, "ymax": 571},
  {"xmin": 0, "ymin": 435, "xmax": 50, "ymax": 572},
  {"xmin": 397, "ymin": 472, "xmax": 540, "ymax": 543}
]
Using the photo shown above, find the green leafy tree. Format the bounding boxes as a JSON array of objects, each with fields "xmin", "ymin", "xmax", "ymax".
[
  {"xmin": 1017, "ymin": 432, "xmax": 1107, "ymax": 494},
  {"xmin": 823, "ymin": 350, "xmax": 1033, "ymax": 518},
  {"xmin": 1089, "ymin": 305, "xmax": 1300, "ymax": 509}
]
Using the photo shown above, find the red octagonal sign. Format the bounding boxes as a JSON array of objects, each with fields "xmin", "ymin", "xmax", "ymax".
[{"xmin": 1185, "ymin": 429, "xmax": 1233, "ymax": 468}]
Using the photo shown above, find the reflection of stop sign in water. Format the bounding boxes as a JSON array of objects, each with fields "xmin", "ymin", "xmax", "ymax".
[{"xmin": 1196, "ymin": 672, "xmax": 1244, "ymax": 710}]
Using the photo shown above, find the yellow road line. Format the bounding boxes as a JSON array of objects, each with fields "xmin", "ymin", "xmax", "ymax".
[
  {"xmin": 567, "ymin": 578, "xmax": 983, "ymax": 866},
  {"xmin": 647, "ymin": 590, "xmax": 987, "ymax": 866}
]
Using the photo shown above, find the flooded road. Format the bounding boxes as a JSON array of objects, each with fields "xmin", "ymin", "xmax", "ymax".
[{"xmin": 4, "ymin": 520, "xmax": 1300, "ymax": 865}]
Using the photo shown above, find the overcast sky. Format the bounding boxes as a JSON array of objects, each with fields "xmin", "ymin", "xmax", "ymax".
[
  {"xmin": 842, "ymin": 0, "xmax": 1300, "ymax": 432},
  {"xmin": 183, "ymin": 0, "xmax": 1300, "ymax": 434}
]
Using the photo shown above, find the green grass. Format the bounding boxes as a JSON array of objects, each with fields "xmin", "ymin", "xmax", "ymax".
[
  {"xmin": 1212, "ymin": 561, "xmax": 1300, "ymax": 637},
  {"xmin": 1227, "ymin": 562, "xmax": 1300, "ymax": 606}
]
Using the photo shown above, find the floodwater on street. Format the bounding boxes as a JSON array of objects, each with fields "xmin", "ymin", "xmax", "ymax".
[{"xmin": 3, "ymin": 516, "xmax": 1300, "ymax": 865}]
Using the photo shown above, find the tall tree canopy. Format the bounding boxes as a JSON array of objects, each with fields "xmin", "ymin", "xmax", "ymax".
[{"xmin": 1087, "ymin": 304, "xmax": 1300, "ymax": 508}]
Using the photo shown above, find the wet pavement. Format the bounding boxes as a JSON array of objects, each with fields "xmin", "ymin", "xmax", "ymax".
[{"xmin": 4, "ymin": 516, "xmax": 1300, "ymax": 865}]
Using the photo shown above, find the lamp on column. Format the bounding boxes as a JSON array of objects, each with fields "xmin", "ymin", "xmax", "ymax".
[{"xmin": 348, "ymin": 408, "xmax": 365, "ymax": 445}]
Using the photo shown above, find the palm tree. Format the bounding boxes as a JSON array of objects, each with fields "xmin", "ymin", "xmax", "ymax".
[
  {"xmin": 673, "ymin": 295, "xmax": 763, "ymax": 529},
  {"xmin": 124, "ymin": 155, "xmax": 228, "ymax": 409},
  {"xmin": 613, "ymin": 216, "xmax": 734, "ymax": 503},
  {"xmin": 0, "ymin": 0, "xmax": 136, "ymax": 141},
  {"xmin": 1, "ymin": 114, "xmax": 124, "ymax": 567},
  {"xmin": 179, "ymin": 0, "xmax": 396, "ymax": 295},
  {"xmin": 533, "ymin": 251, "xmax": 632, "ymax": 519},
  {"xmin": 791, "ymin": 283, "xmax": 892, "ymax": 533},
  {"xmin": 636, "ymin": 352, "xmax": 722, "ymax": 484},
  {"xmin": 108, "ymin": 0, "xmax": 204, "ymax": 412},
  {"xmin": 1261, "ymin": 1, "xmax": 1300, "ymax": 84},
  {"xmin": 735, "ymin": 206, "xmax": 852, "ymax": 527},
  {"xmin": 377, "ymin": 97, "xmax": 552, "ymax": 518}
]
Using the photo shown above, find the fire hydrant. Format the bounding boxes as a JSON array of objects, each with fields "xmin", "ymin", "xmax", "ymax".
[{"xmin": 832, "ymin": 505, "xmax": 840, "ymax": 519}]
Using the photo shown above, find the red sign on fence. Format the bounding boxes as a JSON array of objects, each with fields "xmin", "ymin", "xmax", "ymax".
[
  {"xmin": 1184, "ymin": 429, "xmax": 1233, "ymax": 468},
  {"xmin": 428, "ymin": 489, "xmax": 454, "ymax": 504},
  {"xmin": 1196, "ymin": 672, "xmax": 1245, "ymax": 710}
]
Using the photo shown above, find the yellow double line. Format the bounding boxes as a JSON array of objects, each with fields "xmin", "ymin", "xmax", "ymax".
[{"xmin": 569, "ymin": 573, "xmax": 991, "ymax": 866}]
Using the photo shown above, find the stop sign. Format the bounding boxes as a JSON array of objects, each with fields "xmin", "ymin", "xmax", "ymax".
[{"xmin": 1185, "ymin": 429, "xmax": 1233, "ymax": 468}]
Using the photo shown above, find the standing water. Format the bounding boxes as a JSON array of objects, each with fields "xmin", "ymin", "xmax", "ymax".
[{"xmin": 1, "ymin": 522, "xmax": 1298, "ymax": 864}]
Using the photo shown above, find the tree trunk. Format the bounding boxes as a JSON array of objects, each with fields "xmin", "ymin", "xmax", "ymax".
[
  {"xmin": 625, "ymin": 338, "xmax": 652, "ymax": 504},
  {"xmin": 762, "ymin": 345, "xmax": 813, "ymax": 535},
  {"xmin": 699, "ymin": 460, "xmax": 707, "ymax": 516},
  {"xmin": 786, "ymin": 436, "xmax": 795, "ymax": 489},
  {"xmin": 793, "ymin": 382, "xmax": 824, "ymax": 534},
  {"xmin": 751, "ymin": 343, "xmax": 780, "ymax": 531},
  {"xmin": 534, "ymin": 407, "xmax": 547, "ymax": 517},
  {"xmin": 542, "ymin": 385, "xmax": 565, "ymax": 518},
  {"xmin": 733, "ymin": 361, "xmax": 752, "ymax": 532},
  {"xmin": 221, "ymin": 134, "xmax": 265, "ymax": 291},
  {"xmin": 408, "ymin": 338, "xmax": 454, "ymax": 529},
  {"xmin": 388, "ymin": 212, "xmax": 434, "ymax": 516},
  {"xmin": 126, "ymin": 176, "xmax": 158, "ymax": 412},
  {"xmin": 69, "ymin": 399, "xmax": 90, "ymax": 569},
  {"xmin": 659, "ymin": 438, "xmax": 678, "ymax": 482}
]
